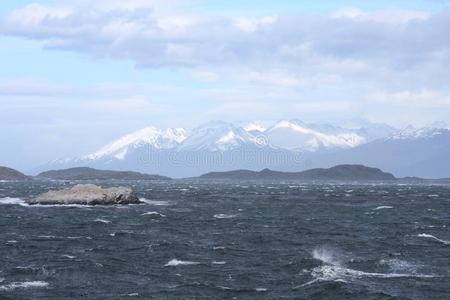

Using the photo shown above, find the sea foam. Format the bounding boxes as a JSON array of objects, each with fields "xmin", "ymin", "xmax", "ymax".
[
  {"xmin": 373, "ymin": 206, "xmax": 393, "ymax": 210},
  {"xmin": 0, "ymin": 281, "xmax": 49, "ymax": 291},
  {"xmin": 0, "ymin": 197, "xmax": 28, "ymax": 206},
  {"xmin": 140, "ymin": 198, "xmax": 170, "ymax": 206},
  {"xmin": 300, "ymin": 247, "xmax": 436, "ymax": 288},
  {"xmin": 165, "ymin": 259, "xmax": 200, "ymax": 267},
  {"xmin": 93, "ymin": 219, "xmax": 112, "ymax": 224},
  {"xmin": 141, "ymin": 212, "xmax": 166, "ymax": 217},
  {"xmin": 214, "ymin": 214, "xmax": 236, "ymax": 219},
  {"xmin": 418, "ymin": 233, "xmax": 450, "ymax": 245}
]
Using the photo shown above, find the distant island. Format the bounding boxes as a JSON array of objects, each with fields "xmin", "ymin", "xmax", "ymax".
[
  {"xmin": 0, "ymin": 166, "xmax": 30, "ymax": 180},
  {"xmin": 198, "ymin": 165, "xmax": 396, "ymax": 181},
  {"xmin": 2, "ymin": 164, "xmax": 450, "ymax": 182},
  {"xmin": 36, "ymin": 167, "xmax": 171, "ymax": 181}
]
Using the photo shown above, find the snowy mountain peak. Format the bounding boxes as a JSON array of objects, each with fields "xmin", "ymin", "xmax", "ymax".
[
  {"xmin": 244, "ymin": 122, "xmax": 267, "ymax": 133},
  {"xmin": 179, "ymin": 122, "xmax": 263, "ymax": 151},
  {"xmin": 84, "ymin": 126, "xmax": 187, "ymax": 160},
  {"xmin": 388, "ymin": 126, "xmax": 450, "ymax": 140},
  {"xmin": 266, "ymin": 119, "xmax": 366, "ymax": 151},
  {"xmin": 271, "ymin": 119, "xmax": 306, "ymax": 131}
]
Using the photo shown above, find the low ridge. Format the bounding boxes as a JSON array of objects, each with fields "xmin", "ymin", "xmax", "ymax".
[
  {"xmin": 199, "ymin": 164, "xmax": 396, "ymax": 181},
  {"xmin": 0, "ymin": 166, "xmax": 30, "ymax": 180},
  {"xmin": 37, "ymin": 167, "xmax": 171, "ymax": 181}
]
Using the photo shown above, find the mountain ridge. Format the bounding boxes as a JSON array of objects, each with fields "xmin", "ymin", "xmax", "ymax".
[
  {"xmin": 37, "ymin": 167, "xmax": 171, "ymax": 181},
  {"xmin": 198, "ymin": 164, "xmax": 396, "ymax": 181},
  {"xmin": 34, "ymin": 121, "xmax": 450, "ymax": 178},
  {"xmin": 0, "ymin": 166, "xmax": 30, "ymax": 180}
]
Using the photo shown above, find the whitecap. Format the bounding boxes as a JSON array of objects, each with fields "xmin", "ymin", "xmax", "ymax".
[
  {"xmin": 140, "ymin": 198, "xmax": 170, "ymax": 206},
  {"xmin": 418, "ymin": 233, "xmax": 450, "ymax": 245},
  {"xmin": 310, "ymin": 265, "xmax": 435, "ymax": 282},
  {"xmin": 165, "ymin": 259, "xmax": 200, "ymax": 267},
  {"xmin": 38, "ymin": 235, "xmax": 57, "ymax": 239},
  {"xmin": 312, "ymin": 247, "xmax": 342, "ymax": 266},
  {"xmin": 380, "ymin": 258, "xmax": 412, "ymax": 269},
  {"xmin": 62, "ymin": 255, "xmax": 76, "ymax": 259},
  {"xmin": 373, "ymin": 206, "xmax": 393, "ymax": 210},
  {"xmin": 307, "ymin": 247, "xmax": 435, "ymax": 286},
  {"xmin": 214, "ymin": 214, "xmax": 236, "ymax": 219},
  {"xmin": 67, "ymin": 236, "xmax": 92, "ymax": 240},
  {"xmin": 0, "ymin": 281, "xmax": 49, "ymax": 291},
  {"xmin": 93, "ymin": 219, "xmax": 111, "ymax": 224},
  {"xmin": 0, "ymin": 197, "xmax": 28, "ymax": 206},
  {"xmin": 28, "ymin": 202, "xmax": 91, "ymax": 208},
  {"xmin": 141, "ymin": 212, "xmax": 166, "ymax": 217}
]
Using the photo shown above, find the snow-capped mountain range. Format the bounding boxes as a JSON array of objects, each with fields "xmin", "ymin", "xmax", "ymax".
[
  {"xmin": 39, "ymin": 120, "xmax": 450, "ymax": 178},
  {"xmin": 81, "ymin": 119, "xmax": 392, "ymax": 160}
]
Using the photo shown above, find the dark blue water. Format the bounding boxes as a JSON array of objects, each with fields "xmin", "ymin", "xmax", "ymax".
[{"xmin": 1, "ymin": 180, "xmax": 449, "ymax": 299}]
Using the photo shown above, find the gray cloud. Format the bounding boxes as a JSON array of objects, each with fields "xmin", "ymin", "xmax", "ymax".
[{"xmin": 1, "ymin": 2, "xmax": 450, "ymax": 91}]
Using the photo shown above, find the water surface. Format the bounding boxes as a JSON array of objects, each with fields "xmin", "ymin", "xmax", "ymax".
[{"xmin": 0, "ymin": 180, "xmax": 449, "ymax": 299}]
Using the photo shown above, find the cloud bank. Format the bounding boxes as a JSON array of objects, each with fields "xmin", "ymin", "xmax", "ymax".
[{"xmin": 1, "ymin": 1, "xmax": 449, "ymax": 92}]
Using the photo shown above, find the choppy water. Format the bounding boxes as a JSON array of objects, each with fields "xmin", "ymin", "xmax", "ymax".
[{"xmin": 0, "ymin": 180, "xmax": 449, "ymax": 299}]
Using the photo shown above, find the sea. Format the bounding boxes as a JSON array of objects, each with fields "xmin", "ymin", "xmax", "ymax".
[{"xmin": 0, "ymin": 180, "xmax": 449, "ymax": 299}]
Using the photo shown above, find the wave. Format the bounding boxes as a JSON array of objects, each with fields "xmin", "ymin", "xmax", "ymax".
[
  {"xmin": 0, "ymin": 197, "xmax": 29, "ymax": 206},
  {"xmin": 379, "ymin": 258, "xmax": 417, "ymax": 273},
  {"xmin": 165, "ymin": 259, "xmax": 200, "ymax": 267},
  {"xmin": 141, "ymin": 212, "xmax": 166, "ymax": 217},
  {"xmin": 418, "ymin": 233, "xmax": 450, "ymax": 245},
  {"xmin": 37, "ymin": 235, "xmax": 91, "ymax": 240},
  {"xmin": 0, "ymin": 281, "xmax": 49, "ymax": 291},
  {"xmin": 140, "ymin": 198, "xmax": 171, "ymax": 206},
  {"xmin": 0, "ymin": 198, "xmax": 90, "ymax": 208},
  {"xmin": 303, "ymin": 247, "xmax": 436, "ymax": 287},
  {"xmin": 373, "ymin": 206, "xmax": 393, "ymax": 210},
  {"xmin": 310, "ymin": 265, "xmax": 434, "ymax": 282},
  {"xmin": 93, "ymin": 218, "xmax": 111, "ymax": 224},
  {"xmin": 312, "ymin": 247, "xmax": 342, "ymax": 266},
  {"xmin": 213, "ymin": 214, "xmax": 236, "ymax": 219}
]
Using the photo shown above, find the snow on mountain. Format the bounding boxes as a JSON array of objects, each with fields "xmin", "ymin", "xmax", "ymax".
[
  {"xmin": 387, "ymin": 125, "xmax": 450, "ymax": 140},
  {"xmin": 36, "ymin": 120, "xmax": 450, "ymax": 178},
  {"xmin": 263, "ymin": 119, "xmax": 366, "ymax": 151},
  {"xmin": 79, "ymin": 120, "xmax": 374, "ymax": 162},
  {"xmin": 307, "ymin": 126, "xmax": 450, "ymax": 178},
  {"xmin": 84, "ymin": 127, "xmax": 187, "ymax": 160},
  {"xmin": 178, "ymin": 121, "xmax": 267, "ymax": 151},
  {"xmin": 244, "ymin": 122, "xmax": 267, "ymax": 133},
  {"xmin": 49, "ymin": 120, "xmax": 399, "ymax": 164}
]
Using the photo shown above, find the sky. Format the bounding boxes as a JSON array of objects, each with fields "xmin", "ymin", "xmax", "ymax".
[{"xmin": 1, "ymin": 0, "xmax": 450, "ymax": 170}]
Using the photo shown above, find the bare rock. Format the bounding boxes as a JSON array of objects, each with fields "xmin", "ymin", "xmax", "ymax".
[{"xmin": 27, "ymin": 184, "xmax": 140, "ymax": 205}]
